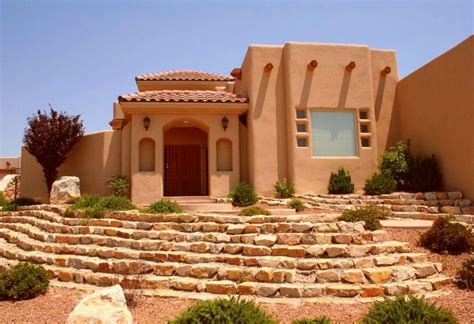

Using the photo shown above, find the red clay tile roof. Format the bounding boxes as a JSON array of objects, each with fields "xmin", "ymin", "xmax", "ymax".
[
  {"xmin": 136, "ymin": 70, "xmax": 234, "ymax": 82},
  {"xmin": 118, "ymin": 90, "xmax": 248, "ymax": 103}
]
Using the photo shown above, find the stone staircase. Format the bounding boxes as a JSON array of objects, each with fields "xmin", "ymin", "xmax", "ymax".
[
  {"xmin": 0, "ymin": 205, "xmax": 450, "ymax": 300},
  {"xmin": 167, "ymin": 196, "xmax": 234, "ymax": 213}
]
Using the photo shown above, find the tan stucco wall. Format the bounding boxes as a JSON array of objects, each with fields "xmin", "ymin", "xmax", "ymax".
[
  {"xmin": 129, "ymin": 113, "xmax": 240, "ymax": 204},
  {"xmin": 21, "ymin": 130, "xmax": 122, "ymax": 201},
  {"xmin": 236, "ymin": 42, "xmax": 398, "ymax": 195},
  {"xmin": 394, "ymin": 36, "xmax": 474, "ymax": 199}
]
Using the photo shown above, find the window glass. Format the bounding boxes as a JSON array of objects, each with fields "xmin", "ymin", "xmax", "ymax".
[
  {"xmin": 297, "ymin": 138, "xmax": 308, "ymax": 147},
  {"xmin": 296, "ymin": 110, "xmax": 307, "ymax": 119},
  {"xmin": 311, "ymin": 111, "xmax": 356, "ymax": 156},
  {"xmin": 296, "ymin": 124, "xmax": 307, "ymax": 133}
]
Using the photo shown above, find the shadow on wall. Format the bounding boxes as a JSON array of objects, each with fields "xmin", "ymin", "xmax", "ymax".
[
  {"xmin": 337, "ymin": 69, "xmax": 352, "ymax": 108},
  {"xmin": 253, "ymin": 69, "xmax": 270, "ymax": 119},
  {"xmin": 374, "ymin": 75, "xmax": 387, "ymax": 121},
  {"xmin": 299, "ymin": 68, "xmax": 315, "ymax": 108}
]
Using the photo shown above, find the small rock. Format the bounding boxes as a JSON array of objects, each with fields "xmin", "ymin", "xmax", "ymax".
[
  {"xmin": 254, "ymin": 235, "xmax": 277, "ymax": 247},
  {"xmin": 50, "ymin": 176, "xmax": 81, "ymax": 204},
  {"xmin": 66, "ymin": 285, "xmax": 132, "ymax": 324}
]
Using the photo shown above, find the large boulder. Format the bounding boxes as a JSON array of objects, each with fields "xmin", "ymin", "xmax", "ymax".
[
  {"xmin": 0, "ymin": 174, "xmax": 20, "ymax": 201},
  {"xmin": 50, "ymin": 176, "xmax": 80, "ymax": 204},
  {"xmin": 66, "ymin": 285, "xmax": 132, "ymax": 324}
]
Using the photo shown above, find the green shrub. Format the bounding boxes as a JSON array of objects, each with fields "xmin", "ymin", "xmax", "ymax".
[
  {"xmin": 339, "ymin": 205, "xmax": 391, "ymax": 231},
  {"xmin": 228, "ymin": 182, "xmax": 258, "ymax": 207},
  {"xmin": 454, "ymin": 257, "xmax": 474, "ymax": 290},
  {"xmin": 0, "ymin": 263, "xmax": 49, "ymax": 300},
  {"xmin": 274, "ymin": 179, "xmax": 295, "ymax": 198},
  {"xmin": 0, "ymin": 196, "xmax": 40, "ymax": 212},
  {"xmin": 239, "ymin": 205, "xmax": 271, "ymax": 216},
  {"xmin": 360, "ymin": 295, "xmax": 457, "ymax": 324},
  {"xmin": 288, "ymin": 198, "xmax": 306, "ymax": 212},
  {"xmin": 0, "ymin": 192, "xmax": 8, "ymax": 208},
  {"xmin": 144, "ymin": 199, "xmax": 183, "ymax": 214},
  {"xmin": 406, "ymin": 155, "xmax": 442, "ymax": 192},
  {"xmin": 292, "ymin": 316, "xmax": 331, "ymax": 324},
  {"xmin": 327, "ymin": 168, "xmax": 354, "ymax": 194},
  {"xmin": 419, "ymin": 217, "xmax": 473, "ymax": 255},
  {"xmin": 380, "ymin": 141, "xmax": 411, "ymax": 189},
  {"xmin": 106, "ymin": 174, "xmax": 130, "ymax": 197},
  {"xmin": 68, "ymin": 194, "xmax": 136, "ymax": 219},
  {"xmin": 168, "ymin": 296, "xmax": 276, "ymax": 324},
  {"xmin": 363, "ymin": 171, "xmax": 396, "ymax": 195}
]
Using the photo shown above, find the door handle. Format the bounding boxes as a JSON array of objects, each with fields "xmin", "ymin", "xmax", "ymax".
[{"xmin": 166, "ymin": 163, "xmax": 169, "ymax": 169}]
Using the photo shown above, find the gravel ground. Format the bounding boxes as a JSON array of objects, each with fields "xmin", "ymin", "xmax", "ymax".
[{"xmin": 0, "ymin": 229, "xmax": 472, "ymax": 323}]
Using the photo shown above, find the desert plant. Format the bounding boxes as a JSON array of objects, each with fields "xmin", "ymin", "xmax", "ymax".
[
  {"xmin": 106, "ymin": 175, "xmax": 130, "ymax": 197},
  {"xmin": 360, "ymin": 295, "xmax": 457, "ymax": 324},
  {"xmin": 0, "ymin": 192, "xmax": 8, "ymax": 208},
  {"xmin": 288, "ymin": 198, "xmax": 306, "ymax": 212},
  {"xmin": 363, "ymin": 170, "xmax": 396, "ymax": 195},
  {"xmin": 406, "ymin": 154, "xmax": 442, "ymax": 192},
  {"xmin": 144, "ymin": 199, "xmax": 183, "ymax": 214},
  {"xmin": 339, "ymin": 205, "xmax": 391, "ymax": 231},
  {"xmin": 419, "ymin": 217, "xmax": 473, "ymax": 255},
  {"xmin": 23, "ymin": 107, "xmax": 84, "ymax": 194},
  {"xmin": 239, "ymin": 205, "xmax": 271, "ymax": 216},
  {"xmin": 116, "ymin": 262, "xmax": 149, "ymax": 307},
  {"xmin": 454, "ymin": 257, "xmax": 474, "ymax": 290},
  {"xmin": 274, "ymin": 179, "xmax": 295, "ymax": 198},
  {"xmin": 228, "ymin": 182, "xmax": 258, "ymax": 207},
  {"xmin": 68, "ymin": 194, "xmax": 136, "ymax": 219},
  {"xmin": 327, "ymin": 168, "xmax": 354, "ymax": 194},
  {"xmin": 292, "ymin": 316, "xmax": 331, "ymax": 324},
  {"xmin": 0, "ymin": 197, "xmax": 40, "ymax": 212},
  {"xmin": 380, "ymin": 141, "xmax": 411, "ymax": 189},
  {"xmin": 0, "ymin": 263, "xmax": 49, "ymax": 300},
  {"xmin": 168, "ymin": 296, "xmax": 276, "ymax": 324}
]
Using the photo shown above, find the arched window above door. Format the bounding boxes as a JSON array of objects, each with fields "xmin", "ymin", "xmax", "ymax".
[{"xmin": 139, "ymin": 138, "xmax": 155, "ymax": 172}]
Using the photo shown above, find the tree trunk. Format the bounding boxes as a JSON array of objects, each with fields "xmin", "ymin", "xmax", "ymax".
[{"xmin": 43, "ymin": 167, "xmax": 58, "ymax": 197}]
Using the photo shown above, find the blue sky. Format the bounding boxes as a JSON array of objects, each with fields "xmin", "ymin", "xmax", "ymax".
[{"xmin": 1, "ymin": 0, "xmax": 472, "ymax": 156}]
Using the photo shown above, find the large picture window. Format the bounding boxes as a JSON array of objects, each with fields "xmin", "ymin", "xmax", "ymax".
[{"xmin": 311, "ymin": 111, "xmax": 357, "ymax": 156}]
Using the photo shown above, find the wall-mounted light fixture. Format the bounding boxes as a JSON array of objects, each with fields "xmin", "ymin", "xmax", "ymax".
[
  {"xmin": 264, "ymin": 63, "xmax": 273, "ymax": 72},
  {"xmin": 143, "ymin": 116, "xmax": 150, "ymax": 131},
  {"xmin": 222, "ymin": 116, "xmax": 229, "ymax": 131},
  {"xmin": 308, "ymin": 60, "xmax": 318, "ymax": 71},
  {"xmin": 381, "ymin": 66, "xmax": 391, "ymax": 76},
  {"xmin": 346, "ymin": 61, "xmax": 356, "ymax": 72}
]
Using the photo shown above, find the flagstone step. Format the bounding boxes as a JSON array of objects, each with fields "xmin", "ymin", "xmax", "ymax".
[
  {"xmin": 0, "ymin": 222, "xmax": 412, "ymax": 258},
  {"xmin": 0, "ymin": 226, "xmax": 430, "ymax": 271},
  {"xmin": 0, "ymin": 238, "xmax": 445, "ymax": 287},
  {"xmin": 15, "ymin": 205, "xmax": 341, "ymax": 224},
  {"xmin": 0, "ymin": 255, "xmax": 450, "ymax": 298},
  {"xmin": 0, "ymin": 213, "xmax": 367, "ymax": 235}
]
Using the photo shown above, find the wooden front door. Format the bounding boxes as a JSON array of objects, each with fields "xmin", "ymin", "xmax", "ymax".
[{"xmin": 164, "ymin": 144, "xmax": 208, "ymax": 196}]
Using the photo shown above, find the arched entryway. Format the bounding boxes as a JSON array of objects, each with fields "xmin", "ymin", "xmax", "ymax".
[{"xmin": 163, "ymin": 120, "xmax": 208, "ymax": 196}]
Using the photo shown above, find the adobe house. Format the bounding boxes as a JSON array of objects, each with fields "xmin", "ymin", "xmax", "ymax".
[{"xmin": 20, "ymin": 36, "xmax": 474, "ymax": 203}]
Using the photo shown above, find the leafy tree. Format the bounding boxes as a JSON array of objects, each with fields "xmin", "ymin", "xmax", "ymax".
[{"xmin": 23, "ymin": 108, "xmax": 84, "ymax": 194}]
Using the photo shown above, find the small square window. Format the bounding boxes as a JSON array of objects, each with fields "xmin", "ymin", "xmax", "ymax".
[
  {"xmin": 297, "ymin": 138, "xmax": 308, "ymax": 147},
  {"xmin": 361, "ymin": 137, "xmax": 371, "ymax": 147},
  {"xmin": 359, "ymin": 110, "xmax": 369, "ymax": 120},
  {"xmin": 360, "ymin": 124, "xmax": 370, "ymax": 133},
  {"xmin": 296, "ymin": 110, "xmax": 307, "ymax": 119},
  {"xmin": 296, "ymin": 124, "xmax": 307, "ymax": 133}
]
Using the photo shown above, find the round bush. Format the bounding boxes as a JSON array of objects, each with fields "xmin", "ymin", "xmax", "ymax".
[
  {"xmin": 0, "ymin": 263, "xmax": 49, "ymax": 300},
  {"xmin": 419, "ymin": 217, "xmax": 473, "ymax": 255},
  {"xmin": 292, "ymin": 316, "xmax": 331, "ymax": 324},
  {"xmin": 288, "ymin": 198, "xmax": 306, "ymax": 212},
  {"xmin": 360, "ymin": 295, "xmax": 457, "ymax": 324},
  {"xmin": 239, "ymin": 205, "xmax": 271, "ymax": 216},
  {"xmin": 454, "ymin": 257, "xmax": 474, "ymax": 290},
  {"xmin": 228, "ymin": 182, "xmax": 258, "ymax": 207},
  {"xmin": 68, "ymin": 195, "xmax": 136, "ymax": 219},
  {"xmin": 339, "ymin": 205, "xmax": 391, "ymax": 231},
  {"xmin": 274, "ymin": 180, "xmax": 295, "ymax": 198},
  {"xmin": 145, "ymin": 199, "xmax": 183, "ymax": 214},
  {"xmin": 363, "ymin": 171, "xmax": 396, "ymax": 195},
  {"xmin": 168, "ymin": 296, "xmax": 276, "ymax": 324},
  {"xmin": 328, "ymin": 168, "xmax": 354, "ymax": 194}
]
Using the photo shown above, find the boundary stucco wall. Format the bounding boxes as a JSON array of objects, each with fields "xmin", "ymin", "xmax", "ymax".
[
  {"xmin": 394, "ymin": 36, "xmax": 474, "ymax": 199},
  {"xmin": 21, "ymin": 130, "xmax": 122, "ymax": 201}
]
